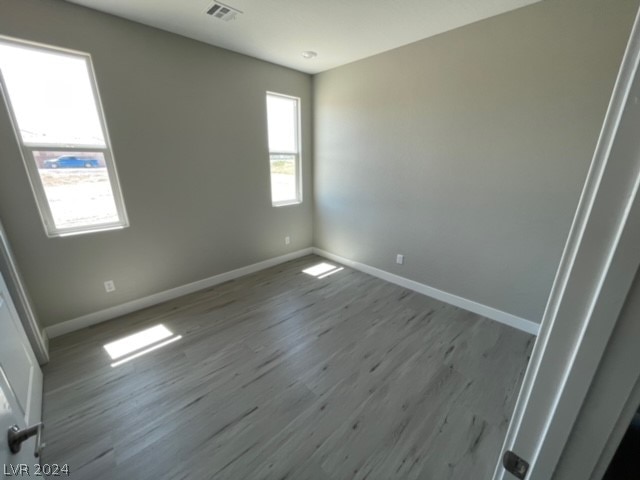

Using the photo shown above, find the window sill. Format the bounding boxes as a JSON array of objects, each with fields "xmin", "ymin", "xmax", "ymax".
[
  {"xmin": 51, "ymin": 223, "xmax": 128, "ymax": 238},
  {"xmin": 272, "ymin": 200, "xmax": 302, "ymax": 208}
]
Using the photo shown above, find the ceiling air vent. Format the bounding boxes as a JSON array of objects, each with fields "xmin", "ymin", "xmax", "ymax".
[{"xmin": 205, "ymin": 1, "xmax": 242, "ymax": 21}]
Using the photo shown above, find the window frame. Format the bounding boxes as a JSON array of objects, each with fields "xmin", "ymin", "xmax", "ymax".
[
  {"xmin": 0, "ymin": 35, "xmax": 129, "ymax": 237},
  {"xmin": 266, "ymin": 91, "xmax": 302, "ymax": 207}
]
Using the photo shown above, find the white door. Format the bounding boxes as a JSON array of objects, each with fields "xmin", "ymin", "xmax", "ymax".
[
  {"xmin": 493, "ymin": 7, "xmax": 640, "ymax": 479},
  {"xmin": 0, "ymin": 269, "xmax": 43, "ymax": 467}
]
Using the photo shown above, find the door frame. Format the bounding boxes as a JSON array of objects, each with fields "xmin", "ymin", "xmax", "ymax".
[
  {"xmin": 0, "ymin": 220, "xmax": 48, "ymax": 364},
  {"xmin": 589, "ymin": 365, "xmax": 640, "ymax": 479},
  {"xmin": 558, "ymin": 270, "xmax": 640, "ymax": 480},
  {"xmin": 493, "ymin": 6, "xmax": 640, "ymax": 480}
]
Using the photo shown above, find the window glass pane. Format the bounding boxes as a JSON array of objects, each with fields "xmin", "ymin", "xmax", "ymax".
[
  {"xmin": 33, "ymin": 151, "xmax": 119, "ymax": 230},
  {"xmin": 270, "ymin": 154, "xmax": 297, "ymax": 204},
  {"xmin": 267, "ymin": 94, "xmax": 297, "ymax": 153},
  {"xmin": 0, "ymin": 42, "xmax": 105, "ymax": 146}
]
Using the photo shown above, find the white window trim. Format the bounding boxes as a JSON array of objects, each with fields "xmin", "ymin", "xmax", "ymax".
[
  {"xmin": 266, "ymin": 91, "xmax": 302, "ymax": 207},
  {"xmin": 0, "ymin": 35, "xmax": 129, "ymax": 237}
]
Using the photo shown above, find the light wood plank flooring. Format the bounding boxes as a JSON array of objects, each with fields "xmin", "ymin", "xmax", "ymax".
[{"xmin": 42, "ymin": 255, "xmax": 533, "ymax": 479}]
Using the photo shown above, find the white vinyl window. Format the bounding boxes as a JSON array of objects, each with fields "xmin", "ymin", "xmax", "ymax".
[
  {"xmin": 0, "ymin": 36, "xmax": 128, "ymax": 237},
  {"xmin": 266, "ymin": 92, "xmax": 301, "ymax": 206}
]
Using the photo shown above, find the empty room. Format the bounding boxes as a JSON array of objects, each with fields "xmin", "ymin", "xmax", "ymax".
[{"xmin": 2, "ymin": 0, "xmax": 640, "ymax": 479}]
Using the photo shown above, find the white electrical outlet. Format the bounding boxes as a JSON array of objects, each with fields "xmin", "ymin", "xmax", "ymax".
[
  {"xmin": 285, "ymin": 236, "xmax": 291, "ymax": 245},
  {"xmin": 396, "ymin": 254, "xmax": 404, "ymax": 265},
  {"xmin": 104, "ymin": 280, "xmax": 115, "ymax": 293}
]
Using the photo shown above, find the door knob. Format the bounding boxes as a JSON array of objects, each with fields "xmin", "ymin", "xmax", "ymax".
[{"xmin": 7, "ymin": 422, "xmax": 45, "ymax": 458}]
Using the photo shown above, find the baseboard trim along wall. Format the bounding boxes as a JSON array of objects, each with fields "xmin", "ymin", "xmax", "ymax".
[
  {"xmin": 45, "ymin": 248, "xmax": 314, "ymax": 338},
  {"xmin": 46, "ymin": 246, "xmax": 540, "ymax": 339},
  {"xmin": 313, "ymin": 248, "xmax": 541, "ymax": 336}
]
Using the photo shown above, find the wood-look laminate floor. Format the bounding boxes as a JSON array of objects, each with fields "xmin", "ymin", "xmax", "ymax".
[{"xmin": 42, "ymin": 255, "xmax": 534, "ymax": 480}]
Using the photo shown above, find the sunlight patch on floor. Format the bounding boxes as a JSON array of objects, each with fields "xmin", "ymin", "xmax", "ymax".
[
  {"xmin": 302, "ymin": 262, "xmax": 344, "ymax": 279},
  {"xmin": 104, "ymin": 324, "xmax": 182, "ymax": 367}
]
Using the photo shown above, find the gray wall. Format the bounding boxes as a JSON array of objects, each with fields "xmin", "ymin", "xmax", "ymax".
[
  {"xmin": 313, "ymin": 0, "xmax": 638, "ymax": 323},
  {"xmin": 0, "ymin": 0, "xmax": 313, "ymax": 327},
  {"xmin": 1, "ymin": 0, "xmax": 637, "ymax": 330}
]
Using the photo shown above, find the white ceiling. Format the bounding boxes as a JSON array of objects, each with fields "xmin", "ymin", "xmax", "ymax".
[{"xmin": 66, "ymin": 0, "xmax": 542, "ymax": 74}]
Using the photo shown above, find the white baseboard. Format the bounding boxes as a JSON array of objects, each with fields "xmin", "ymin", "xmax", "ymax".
[
  {"xmin": 45, "ymin": 246, "xmax": 539, "ymax": 339},
  {"xmin": 45, "ymin": 248, "xmax": 314, "ymax": 339},
  {"xmin": 312, "ymin": 248, "xmax": 540, "ymax": 336}
]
